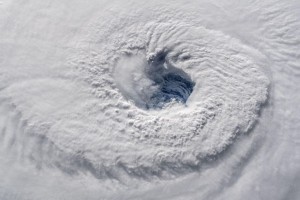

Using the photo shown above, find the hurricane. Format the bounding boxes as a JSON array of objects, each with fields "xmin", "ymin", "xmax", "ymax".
[{"xmin": 0, "ymin": 0, "xmax": 299, "ymax": 200}]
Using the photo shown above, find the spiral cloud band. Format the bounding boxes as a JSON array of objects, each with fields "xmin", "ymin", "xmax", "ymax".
[{"xmin": 69, "ymin": 17, "xmax": 270, "ymax": 178}]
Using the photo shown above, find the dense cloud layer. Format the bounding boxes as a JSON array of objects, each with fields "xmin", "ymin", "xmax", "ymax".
[{"xmin": 0, "ymin": 0, "xmax": 299, "ymax": 200}]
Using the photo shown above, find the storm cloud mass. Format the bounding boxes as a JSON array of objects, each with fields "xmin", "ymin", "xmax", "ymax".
[{"xmin": 0, "ymin": 0, "xmax": 299, "ymax": 200}]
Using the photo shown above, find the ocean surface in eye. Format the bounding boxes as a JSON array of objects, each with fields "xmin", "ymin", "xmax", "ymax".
[{"xmin": 0, "ymin": 0, "xmax": 299, "ymax": 200}]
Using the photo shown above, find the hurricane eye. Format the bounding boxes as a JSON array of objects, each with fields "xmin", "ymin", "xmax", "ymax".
[
  {"xmin": 114, "ymin": 52, "xmax": 195, "ymax": 110},
  {"xmin": 145, "ymin": 54, "xmax": 195, "ymax": 109}
]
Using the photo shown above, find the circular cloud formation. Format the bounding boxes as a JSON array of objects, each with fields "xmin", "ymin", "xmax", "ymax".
[
  {"xmin": 2, "ymin": 1, "xmax": 300, "ymax": 199},
  {"xmin": 63, "ymin": 9, "xmax": 269, "ymax": 178}
]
